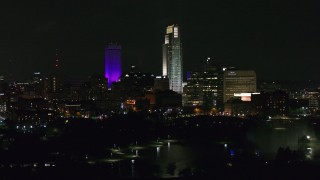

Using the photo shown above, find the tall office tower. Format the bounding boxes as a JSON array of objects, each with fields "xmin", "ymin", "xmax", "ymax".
[
  {"xmin": 223, "ymin": 70, "xmax": 256, "ymax": 103},
  {"xmin": 105, "ymin": 44, "xmax": 121, "ymax": 88},
  {"xmin": 185, "ymin": 57, "xmax": 220, "ymax": 111},
  {"xmin": 185, "ymin": 71, "xmax": 204, "ymax": 106},
  {"xmin": 202, "ymin": 58, "xmax": 220, "ymax": 111},
  {"xmin": 162, "ymin": 25, "xmax": 183, "ymax": 94}
]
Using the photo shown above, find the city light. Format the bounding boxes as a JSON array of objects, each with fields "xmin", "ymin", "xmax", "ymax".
[{"xmin": 0, "ymin": 2, "xmax": 319, "ymax": 178}]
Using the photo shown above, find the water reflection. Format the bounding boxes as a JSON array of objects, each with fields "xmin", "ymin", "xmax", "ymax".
[
  {"xmin": 87, "ymin": 118, "xmax": 320, "ymax": 178},
  {"xmin": 156, "ymin": 146, "xmax": 160, "ymax": 157}
]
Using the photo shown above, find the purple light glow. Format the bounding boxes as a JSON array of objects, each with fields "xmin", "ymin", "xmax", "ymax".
[{"xmin": 105, "ymin": 44, "xmax": 122, "ymax": 88}]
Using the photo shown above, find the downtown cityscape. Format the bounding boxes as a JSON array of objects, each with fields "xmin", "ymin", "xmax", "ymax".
[{"xmin": 1, "ymin": 0, "xmax": 320, "ymax": 179}]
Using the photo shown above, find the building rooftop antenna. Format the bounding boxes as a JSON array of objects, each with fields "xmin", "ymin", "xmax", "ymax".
[{"xmin": 54, "ymin": 49, "xmax": 60, "ymax": 69}]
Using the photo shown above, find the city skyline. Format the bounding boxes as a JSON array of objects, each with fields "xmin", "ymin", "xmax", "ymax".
[
  {"xmin": 0, "ymin": 0, "xmax": 319, "ymax": 81},
  {"xmin": 1, "ymin": 1, "xmax": 320, "ymax": 178}
]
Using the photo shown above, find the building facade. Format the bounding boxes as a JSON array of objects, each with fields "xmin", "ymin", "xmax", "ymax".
[
  {"xmin": 105, "ymin": 44, "xmax": 122, "ymax": 88},
  {"xmin": 185, "ymin": 71, "xmax": 204, "ymax": 106},
  {"xmin": 252, "ymin": 90, "xmax": 289, "ymax": 117},
  {"xmin": 223, "ymin": 70, "xmax": 256, "ymax": 103},
  {"xmin": 185, "ymin": 58, "xmax": 222, "ymax": 113},
  {"xmin": 162, "ymin": 25, "xmax": 183, "ymax": 94}
]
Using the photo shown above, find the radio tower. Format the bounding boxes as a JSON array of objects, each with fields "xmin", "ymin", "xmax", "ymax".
[
  {"xmin": 54, "ymin": 49, "xmax": 60, "ymax": 70},
  {"xmin": 50, "ymin": 49, "xmax": 62, "ymax": 94}
]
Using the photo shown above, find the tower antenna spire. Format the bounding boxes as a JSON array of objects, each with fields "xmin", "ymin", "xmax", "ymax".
[{"xmin": 55, "ymin": 49, "xmax": 60, "ymax": 69}]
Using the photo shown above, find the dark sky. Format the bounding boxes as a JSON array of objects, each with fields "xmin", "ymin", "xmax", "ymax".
[{"xmin": 0, "ymin": 0, "xmax": 319, "ymax": 81}]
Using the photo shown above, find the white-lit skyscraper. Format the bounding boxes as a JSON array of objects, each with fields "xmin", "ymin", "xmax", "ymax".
[{"xmin": 162, "ymin": 25, "xmax": 183, "ymax": 94}]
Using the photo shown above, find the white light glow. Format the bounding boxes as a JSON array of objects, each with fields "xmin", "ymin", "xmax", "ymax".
[{"xmin": 174, "ymin": 27, "xmax": 178, "ymax": 38}]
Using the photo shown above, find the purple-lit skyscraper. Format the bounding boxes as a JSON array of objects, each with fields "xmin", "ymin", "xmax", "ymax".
[{"xmin": 105, "ymin": 44, "xmax": 122, "ymax": 88}]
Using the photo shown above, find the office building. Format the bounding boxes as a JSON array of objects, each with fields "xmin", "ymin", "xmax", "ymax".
[
  {"xmin": 154, "ymin": 76, "xmax": 169, "ymax": 91},
  {"xmin": 162, "ymin": 25, "xmax": 183, "ymax": 94},
  {"xmin": 223, "ymin": 70, "xmax": 256, "ymax": 103},
  {"xmin": 105, "ymin": 44, "xmax": 122, "ymax": 88},
  {"xmin": 185, "ymin": 71, "xmax": 203, "ymax": 106},
  {"xmin": 185, "ymin": 58, "xmax": 221, "ymax": 112},
  {"xmin": 252, "ymin": 90, "xmax": 289, "ymax": 117},
  {"xmin": 202, "ymin": 58, "xmax": 220, "ymax": 111}
]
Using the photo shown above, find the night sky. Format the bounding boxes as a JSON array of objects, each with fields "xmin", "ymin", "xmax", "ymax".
[{"xmin": 0, "ymin": 0, "xmax": 319, "ymax": 81}]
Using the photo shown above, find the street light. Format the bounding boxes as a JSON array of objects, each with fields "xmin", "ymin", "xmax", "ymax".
[{"xmin": 298, "ymin": 135, "xmax": 311, "ymax": 151}]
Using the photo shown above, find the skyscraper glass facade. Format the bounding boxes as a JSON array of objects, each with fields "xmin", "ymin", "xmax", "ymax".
[{"xmin": 162, "ymin": 25, "xmax": 183, "ymax": 94}]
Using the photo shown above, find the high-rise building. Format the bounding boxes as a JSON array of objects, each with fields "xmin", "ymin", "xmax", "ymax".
[
  {"xmin": 105, "ymin": 44, "xmax": 121, "ymax": 88},
  {"xmin": 185, "ymin": 57, "xmax": 221, "ymax": 112},
  {"xmin": 162, "ymin": 25, "xmax": 183, "ymax": 94},
  {"xmin": 202, "ymin": 58, "xmax": 220, "ymax": 111},
  {"xmin": 117, "ymin": 65, "xmax": 155, "ymax": 92},
  {"xmin": 185, "ymin": 71, "xmax": 203, "ymax": 106},
  {"xmin": 223, "ymin": 70, "xmax": 256, "ymax": 103}
]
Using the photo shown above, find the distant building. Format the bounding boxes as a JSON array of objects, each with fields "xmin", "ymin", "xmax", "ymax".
[
  {"xmin": 288, "ymin": 89, "xmax": 319, "ymax": 116},
  {"xmin": 86, "ymin": 75, "xmax": 108, "ymax": 101},
  {"xmin": 154, "ymin": 76, "xmax": 169, "ymax": 91},
  {"xmin": 155, "ymin": 90, "xmax": 182, "ymax": 108},
  {"xmin": 45, "ymin": 50, "xmax": 66, "ymax": 100},
  {"xmin": 105, "ymin": 44, "xmax": 121, "ymax": 88},
  {"xmin": 124, "ymin": 97, "xmax": 150, "ymax": 111},
  {"xmin": 185, "ymin": 58, "xmax": 222, "ymax": 113},
  {"xmin": 16, "ymin": 96, "xmax": 49, "ymax": 110},
  {"xmin": 185, "ymin": 71, "xmax": 203, "ymax": 107},
  {"xmin": 45, "ymin": 74, "xmax": 66, "ymax": 100},
  {"xmin": 13, "ymin": 109, "xmax": 55, "ymax": 125},
  {"xmin": 224, "ymin": 99, "xmax": 255, "ymax": 116},
  {"xmin": 162, "ymin": 25, "xmax": 183, "ymax": 94},
  {"xmin": 202, "ymin": 58, "xmax": 221, "ymax": 111},
  {"xmin": 252, "ymin": 90, "xmax": 289, "ymax": 117},
  {"xmin": 111, "ymin": 66, "xmax": 155, "ymax": 111},
  {"xmin": 65, "ymin": 78, "xmax": 86, "ymax": 101},
  {"xmin": 115, "ymin": 66, "xmax": 155, "ymax": 94},
  {"xmin": 308, "ymin": 91, "xmax": 319, "ymax": 112},
  {"xmin": 58, "ymin": 101, "xmax": 96, "ymax": 118},
  {"xmin": 29, "ymin": 72, "xmax": 45, "ymax": 97},
  {"xmin": 10, "ymin": 96, "xmax": 54, "ymax": 126},
  {"xmin": 0, "ymin": 93, "xmax": 6, "ymax": 113},
  {"xmin": 223, "ymin": 70, "xmax": 256, "ymax": 103},
  {"xmin": 259, "ymin": 81, "xmax": 281, "ymax": 92}
]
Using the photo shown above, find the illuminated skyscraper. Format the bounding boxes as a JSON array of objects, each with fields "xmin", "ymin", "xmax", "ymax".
[
  {"xmin": 162, "ymin": 25, "xmax": 183, "ymax": 94},
  {"xmin": 105, "ymin": 44, "xmax": 121, "ymax": 88},
  {"xmin": 185, "ymin": 57, "xmax": 222, "ymax": 112},
  {"xmin": 223, "ymin": 70, "xmax": 256, "ymax": 103}
]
